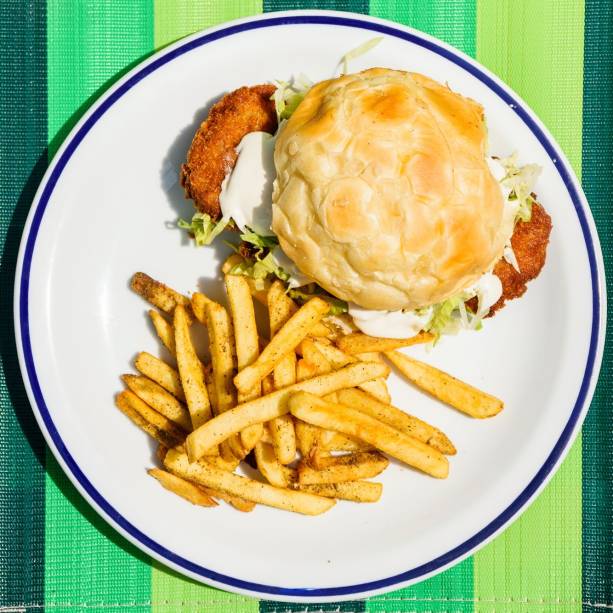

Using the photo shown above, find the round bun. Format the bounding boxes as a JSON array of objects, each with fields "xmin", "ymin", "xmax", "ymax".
[{"xmin": 272, "ymin": 68, "xmax": 506, "ymax": 310}]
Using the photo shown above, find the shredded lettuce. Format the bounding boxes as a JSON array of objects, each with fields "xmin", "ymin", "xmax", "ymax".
[
  {"xmin": 499, "ymin": 153, "xmax": 541, "ymax": 223},
  {"xmin": 239, "ymin": 227, "xmax": 279, "ymax": 251},
  {"xmin": 340, "ymin": 37, "xmax": 383, "ymax": 74},
  {"xmin": 229, "ymin": 251, "xmax": 290, "ymax": 288},
  {"xmin": 288, "ymin": 286, "xmax": 348, "ymax": 316},
  {"xmin": 178, "ymin": 213, "xmax": 230, "ymax": 246},
  {"xmin": 272, "ymin": 75, "xmax": 312, "ymax": 122}
]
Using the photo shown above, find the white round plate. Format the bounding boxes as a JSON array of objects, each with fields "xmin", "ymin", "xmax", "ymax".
[{"xmin": 14, "ymin": 10, "xmax": 606, "ymax": 603}]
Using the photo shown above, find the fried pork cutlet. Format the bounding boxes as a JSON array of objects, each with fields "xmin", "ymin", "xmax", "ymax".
[
  {"xmin": 467, "ymin": 202, "xmax": 552, "ymax": 316},
  {"xmin": 180, "ymin": 84, "xmax": 278, "ymax": 220}
]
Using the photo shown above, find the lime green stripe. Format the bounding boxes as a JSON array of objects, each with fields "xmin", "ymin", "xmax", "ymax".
[
  {"xmin": 474, "ymin": 2, "xmax": 584, "ymax": 611},
  {"xmin": 45, "ymin": 2, "xmax": 153, "ymax": 609},
  {"xmin": 151, "ymin": 5, "xmax": 261, "ymax": 610},
  {"xmin": 154, "ymin": 0, "xmax": 262, "ymax": 49},
  {"xmin": 367, "ymin": 2, "xmax": 476, "ymax": 609}
]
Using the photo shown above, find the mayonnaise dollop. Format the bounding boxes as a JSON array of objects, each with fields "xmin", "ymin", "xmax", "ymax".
[
  {"xmin": 348, "ymin": 304, "xmax": 433, "ymax": 339},
  {"xmin": 219, "ymin": 131, "xmax": 311, "ymax": 288},
  {"xmin": 219, "ymin": 131, "xmax": 276, "ymax": 237}
]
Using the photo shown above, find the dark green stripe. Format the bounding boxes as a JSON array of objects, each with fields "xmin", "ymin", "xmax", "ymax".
[
  {"xmin": 263, "ymin": 0, "xmax": 368, "ymax": 13},
  {"xmin": 582, "ymin": 0, "xmax": 613, "ymax": 608},
  {"xmin": 0, "ymin": 0, "xmax": 47, "ymax": 608}
]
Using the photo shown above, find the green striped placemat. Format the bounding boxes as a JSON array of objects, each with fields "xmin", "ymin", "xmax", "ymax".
[{"xmin": 0, "ymin": 1, "xmax": 610, "ymax": 611}]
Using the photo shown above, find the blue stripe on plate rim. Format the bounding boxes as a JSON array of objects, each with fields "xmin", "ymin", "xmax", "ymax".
[{"xmin": 14, "ymin": 12, "xmax": 604, "ymax": 600}]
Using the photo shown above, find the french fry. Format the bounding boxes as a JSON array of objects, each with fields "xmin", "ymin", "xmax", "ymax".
[
  {"xmin": 337, "ymin": 331, "xmax": 434, "ymax": 355},
  {"xmin": 115, "ymin": 391, "xmax": 185, "ymax": 448},
  {"xmin": 337, "ymin": 388, "xmax": 456, "ymax": 455},
  {"xmin": 294, "ymin": 420, "xmax": 322, "ymax": 457},
  {"xmin": 164, "ymin": 448, "xmax": 335, "ymax": 515},
  {"xmin": 205, "ymin": 301, "xmax": 246, "ymax": 460},
  {"xmin": 296, "ymin": 359, "xmax": 318, "ymax": 382},
  {"xmin": 318, "ymin": 430, "xmax": 373, "ymax": 452},
  {"xmin": 148, "ymin": 468, "xmax": 217, "ymax": 507},
  {"xmin": 121, "ymin": 374, "xmax": 192, "ymax": 431},
  {"xmin": 200, "ymin": 486, "xmax": 255, "ymax": 512},
  {"xmin": 186, "ymin": 361, "xmax": 389, "ymax": 461},
  {"xmin": 225, "ymin": 273, "xmax": 263, "ymax": 449},
  {"xmin": 355, "ymin": 351, "xmax": 384, "ymax": 363},
  {"xmin": 268, "ymin": 414, "xmax": 296, "ymax": 465},
  {"xmin": 191, "ymin": 292, "xmax": 217, "ymax": 326},
  {"xmin": 205, "ymin": 302, "xmax": 237, "ymax": 413},
  {"xmin": 289, "ymin": 392, "xmax": 449, "ymax": 478},
  {"xmin": 267, "ymin": 280, "xmax": 297, "ymax": 464},
  {"xmin": 261, "ymin": 373, "xmax": 275, "ymax": 395},
  {"xmin": 357, "ymin": 378, "xmax": 391, "ymax": 404},
  {"xmin": 295, "ymin": 481, "xmax": 382, "ymax": 503},
  {"xmin": 156, "ymin": 444, "xmax": 168, "ymax": 463},
  {"xmin": 385, "ymin": 350, "xmax": 503, "ymax": 418},
  {"xmin": 135, "ymin": 352, "xmax": 185, "ymax": 401},
  {"xmin": 297, "ymin": 451, "xmax": 389, "ymax": 484},
  {"xmin": 174, "ymin": 305, "xmax": 212, "ymax": 429},
  {"xmin": 234, "ymin": 295, "xmax": 330, "ymax": 393},
  {"xmin": 254, "ymin": 442, "xmax": 297, "ymax": 487},
  {"xmin": 314, "ymin": 342, "xmax": 390, "ymax": 397},
  {"xmin": 131, "ymin": 272, "xmax": 192, "ymax": 318},
  {"xmin": 149, "ymin": 310, "xmax": 175, "ymax": 354}
]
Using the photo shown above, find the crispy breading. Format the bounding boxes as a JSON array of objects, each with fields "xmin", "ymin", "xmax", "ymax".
[
  {"xmin": 467, "ymin": 202, "xmax": 552, "ymax": 316},
  {"xmin": 180, "ymin": 84, "xmax": 277, "ymax": 220}
]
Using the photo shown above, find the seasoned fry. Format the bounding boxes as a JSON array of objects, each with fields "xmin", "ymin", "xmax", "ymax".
[
  {"xmin": 337, "ymin": 388, "xmax": 456, "ymax": 455},
  {"xmin": 135, "ymin": 352, "xmax": 185, "ymax": 401},
  {"xmin": 234, "ymin": 295, "xmax": 330, "ymax": 393},
  {"xmin": 385, "ymin": 350, "xmax": 503, "ymax": 418},
  {"xmin": 295, "ymin": 481, "xmax": 382, "ymax": 503},
  {"xmin": 297, "ymin": 451, "xmax": 389, "ymax": 484},
  {"xmin": 254, "ymin": 442, "xmax": 297, "ymax": 487},
  {"xmin": 156, "ymin": 444, "xmax": 168, "ymax": 464},
  {"xmin": 200, "ymin": 486, "xmax": 256, "ymax": 512},
  {"xmin": 337, "ymin": 331, "xmax": 434, "ymax": 355},
  {"xmin": 294, "ymin": 420, "xmax": 322, "ymax": 457},
  {"xmin": 186, "ymin": 362, "xmax": 389, "ymax": 461},
  {"xmin": 174, "ymin": 305, "xmax": 212, "ymax": 428},
  {"xmin": 206, "ymin": 301, "xmax": 246, "ymax": 460},
  {"xmin": 289, "ymin": 392, "xmax": 449, "ymax": 478},
  {"xmin": 149, "ymin": 310, "xmax": 175, "ymax": 354},
  {"xmin": 319, "ymin": 430, "xmax": 372, "ymax": 452},
  {"xmin": 296, "ymin": 359, "xmax": 318, "ymax": 382},
  {"xmin": 164, "ymin": 448, "xmax": 335, "ymax": 515},
  {"xmin": 267, "ymin": 281, "xmax": 297, "ymax": 464},
  {"xmin": 131, "ymin": 272, "xmax": 192, "ymax": 318},
  {"xmin": 357, "ymin": 378, "xmax": 391, "ymax": 404},
  {"xmin": 191, "ymin": 292, "xmax": 217, "ymax": 326},
  {"xmin": 314, "ymin": 342, "xmax": 390, "ymax": 398},
  {"xmin": 226, "ymin": 273, "xmax": 263, "ymax": 448},
  {"xmin": 148, "ymin": 468, "xmax": 217, "ymax": 507},
  {"xmin": 115, "ymin": 391, "xmax": 185, "ymax": 448},
  {"xmin": 268, "ymin": 414, "xmax": 296, "ymax": 465},
  {"xmin": 206, "ymin": 302, "xmax": 237, "ymax": 413},
  {"xmin": 121, "ymin": 374, "xmax": 192, "ymax": 431},
  {"xmin": 355, "ymin": 351, "xmax": 384, "ymax": 363},
  {"xmin": 298, "ymin": 339, "xmax": 333, "ymax": 375}
]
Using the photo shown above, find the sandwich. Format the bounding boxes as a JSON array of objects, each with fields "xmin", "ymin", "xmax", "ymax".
[{"xmin": 179, "ymin": 67, "xmax": 551, "ymax": 340}]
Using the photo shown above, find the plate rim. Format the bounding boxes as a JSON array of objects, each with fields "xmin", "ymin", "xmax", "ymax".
[{"xmin": 13, "ymin": 10, "xmax": 607, "ymax": 602}]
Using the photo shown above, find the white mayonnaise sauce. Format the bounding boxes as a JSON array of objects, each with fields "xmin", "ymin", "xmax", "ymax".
[
  {"xmin": 466, "ymin": 272, "xmax": 503, "ymax": 315},
  {"xmin": 348, "ymin": 304, "xmax": 434, "ymax": 339},
  {"xmin": 219, "ymin": 131, "xmax": 312, "ymax": 288},
  {"xmin": 219, "ymin": 131, "xmax": 276, "ymax": 236}
]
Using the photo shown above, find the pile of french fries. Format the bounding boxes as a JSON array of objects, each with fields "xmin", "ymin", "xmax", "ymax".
[{"xmin": 117, "ymin": 258, "xmax": 503, "ymax": 516}]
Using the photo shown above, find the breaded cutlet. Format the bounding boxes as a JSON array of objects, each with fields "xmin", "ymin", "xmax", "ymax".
[{"xmin": 180, "ymin": 84, "xmax": 277, "ymax": 220}]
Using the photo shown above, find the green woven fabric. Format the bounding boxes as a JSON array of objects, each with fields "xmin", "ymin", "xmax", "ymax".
[{"xmin": 0, "ymin": 1, "xmax": 610, "ymax": 611}]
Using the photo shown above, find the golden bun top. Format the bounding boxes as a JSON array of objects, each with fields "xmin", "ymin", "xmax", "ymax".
[{"xmin": 272, "ymin": 68, "xmax": 506, "ymax": 310}]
